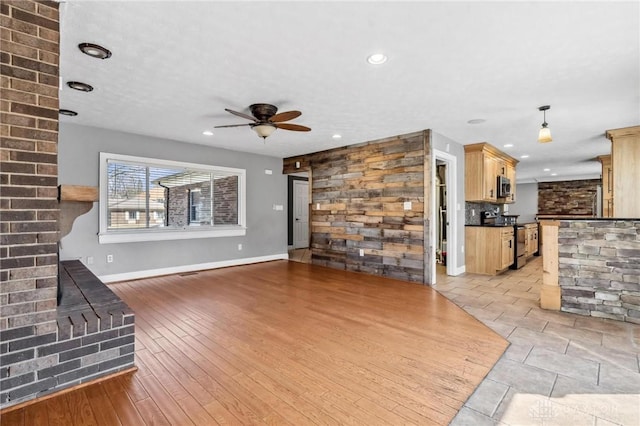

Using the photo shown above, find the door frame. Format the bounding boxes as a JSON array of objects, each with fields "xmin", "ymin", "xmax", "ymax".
[
  {"xmin": 287, "ymin": 175, "xmax": 309, "ymax": 248},
  {"xmin": 292, "ymin": 179, "xmax": 309, "ymax": 249},
  {"xmin": 431, "ymin": 149, "xmax": 457, "ymax": 282}
]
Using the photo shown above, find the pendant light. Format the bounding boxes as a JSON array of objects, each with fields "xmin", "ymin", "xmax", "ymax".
[{"xmin": 538, "ymin": 105, "xmax": 552, "ymax": 143}]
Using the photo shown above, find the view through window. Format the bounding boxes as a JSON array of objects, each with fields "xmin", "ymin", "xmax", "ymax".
[{"xmin": 100, "ymin": 153, "xmax": 246, "ymax": 243}]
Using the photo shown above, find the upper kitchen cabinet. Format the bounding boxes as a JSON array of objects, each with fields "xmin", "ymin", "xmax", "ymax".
[
  {"xmin": 606, "ymin": 125, "xmax": 640, "ymax": 217},
  {"xmin": 465, "ymin": 143, "xmax": 518, "ymax": 203},
  {"xmin": 597, "ymin": 155, "xmax": 613, "ymax": 217}
]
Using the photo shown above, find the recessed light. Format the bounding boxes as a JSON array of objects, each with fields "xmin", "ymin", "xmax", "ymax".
[
  {"xmin": 67, "ymin": 81, "xmax": 93, "ymax": 92},
  {"xmin": 78, "ymin": 43, "xmax": 112, "ymax": 59},
  {"xmin": 503, "ymin": 144, "xmax": 514, "ymax": 148},
  {"xmin": 543, "ymin": 168, "xmax": 550, "ymax": 172},
  {"xmin": 367, "ymin": 53, "xmax": 387, "ymax": 65},
  {"xmin": 551, "ymin": 173, "xmax": 558, "ymax": 176},
  {"xmin": 520, "ymin": 155, "xmax": 529, "ymax": 159},
  {"xmin": 467, "ymin": 119, "xmax": 486, "ymax": 125},
  {"xmin": 59, "ymin": 109, "xmax": 77, "ymax": 116},
  {"xmin": 202, "ymin": 130, "xmax": 214, "ymax": 136},
  {"xmin": 332, "ymin": 134, "xmax": 342, "ymax": 139}
]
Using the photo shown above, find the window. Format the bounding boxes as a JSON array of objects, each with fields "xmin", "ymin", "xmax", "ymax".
[{"xmin": 99, "ymin": 153, "xmax": 246, "ymax": 243}]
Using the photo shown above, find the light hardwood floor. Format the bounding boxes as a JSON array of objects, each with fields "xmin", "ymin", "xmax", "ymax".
[{"xmin": 1, "ymin": 261, "xmax": 508, "ymax": 425}]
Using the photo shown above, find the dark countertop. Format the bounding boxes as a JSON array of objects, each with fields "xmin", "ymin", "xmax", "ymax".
[
  {"xmin": 466, "ymin": 222, "xmax": 538, "ymax": 227},
  {"xmin": 536, "ymin": 217, "xmax": 639, "ymax": 221}
]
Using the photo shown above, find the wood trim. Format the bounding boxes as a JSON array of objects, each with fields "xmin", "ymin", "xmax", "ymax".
[
  {"xmin": 463, "ymin": 142, "xmax": 519, "ymax": 165},
  {"xmin": 58, "ymin": 185, "xmax": 99, "ymax": 202},
  {"xmin": 605, "ymin": 124, "xmax": 640, "ymax": 141},
  {"xmin": 0, "ymin": 367, "xmax": 137, "ymax": 414},
  {"xmin": 540, "ymin": 220, "xmax": 560, "ymax": 310}
]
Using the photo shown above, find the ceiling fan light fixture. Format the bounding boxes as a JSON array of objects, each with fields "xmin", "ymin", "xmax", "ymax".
[
  {"xmin": 253, "ymin": 124, "xmax": 276, "ymax": 139},
  {"xmin": 78, "ymin": 42, "xmax": 112, "ymax": 59},
  {"xmin": 538, "ymin": 105, "xmax": 552, "ymax": 143}
]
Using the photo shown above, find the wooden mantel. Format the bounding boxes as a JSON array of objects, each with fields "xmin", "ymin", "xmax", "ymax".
[
  {"xmin": 58, "ymin": 185, "xmax": 99, "ymax": 202},
  {"xmin": 58, "ymin": 185, "xmax": 99, "ymax": 238}
]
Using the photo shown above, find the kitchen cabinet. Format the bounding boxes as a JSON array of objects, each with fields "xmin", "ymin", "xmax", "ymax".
[
  {"xmin": 597, "ymin": 155, "xmax": 613, "ymax": 217},
  {"xmin": 605, "ymin": 125, "xmax": 640, "ymax": 217},
  {"xmin": 465, "ymin": 226, "xmax": 514, "ymax": 275},
  {"xmin": 465, "ymin": 143, "xmax": 518, "ymax": 203},
  {"xmin": 523, "ymin": 223, "xmax": 539, "ymax": 257},
  {"xmin": 504, "ymin": 162, "xmax": 516, "ymax": 203}
]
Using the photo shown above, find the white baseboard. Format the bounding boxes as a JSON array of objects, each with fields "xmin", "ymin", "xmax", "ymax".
[
  {"xmin": 452, "ymin": 265, "xmax": 466, "ymax": 276},
  {"xmin": 99, "ymin": 253, "xmax": 289, "ymax": 283}
]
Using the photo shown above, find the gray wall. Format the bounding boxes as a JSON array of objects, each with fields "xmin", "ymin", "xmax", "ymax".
[
  {"xmin": 508, "ymin": 182, "xmax": 538, "ymax": 223},
  {"xmin": 58, "ymin": 123, "xmax": 288, "ymax": 278},
  {"xmin": 430, "ymin": 131, "xmax": 465, "ymax": 272}
]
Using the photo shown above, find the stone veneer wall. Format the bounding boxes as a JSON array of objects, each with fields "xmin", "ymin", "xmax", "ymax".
[
  {"xmin": 558, "ymin": 220, "xmax": 640, "ymax": 323},
  {"xmin": 283, "ymin": 131, "xmax": 430, "ymax": 283},
  {"xmin": 538, "ymin": 179, "xmax": 600, "ymax": 215}
]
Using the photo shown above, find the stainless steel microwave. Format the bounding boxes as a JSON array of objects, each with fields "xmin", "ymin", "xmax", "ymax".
[{"xmin": 497, "ymin": 176, "xmax": 511, "ymax": 198}]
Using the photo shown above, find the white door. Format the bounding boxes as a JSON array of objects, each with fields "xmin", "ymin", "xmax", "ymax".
[{"xmin": 293, "ymin": 180, "xmax": 309, "ymax": 249}]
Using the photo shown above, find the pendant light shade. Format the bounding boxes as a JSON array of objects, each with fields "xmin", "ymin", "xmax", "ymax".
[
  {"xmin": 538, "ymin": 105, "xmax": 552, "ymax": 143},
  {"xmin": 252, "ymin": 124, "xmax": 276, "ymax": 139}
]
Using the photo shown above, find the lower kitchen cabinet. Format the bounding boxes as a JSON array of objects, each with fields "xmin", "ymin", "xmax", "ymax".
[
  {"xmin": 465, "ymin": 226, "xmax": 515, "ymax": 275},
  {"xmin": 524, "ymin": 223, "xmax": 539, "ymax": 257}
]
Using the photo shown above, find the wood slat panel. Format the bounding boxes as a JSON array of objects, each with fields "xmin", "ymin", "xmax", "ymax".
[
  {"xmin": 284, "ymin": 131, "xmax": 430, "ymax": 283},
  {"xmin": 1, "ymin": 261, "xmax": 507, "ymax": 425}
]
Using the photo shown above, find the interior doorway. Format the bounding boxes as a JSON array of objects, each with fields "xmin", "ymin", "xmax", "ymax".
[
  {"xmin": 287, "ymin": 173, "xmax": 311, "ymax": 263},
  {"xmin": 431, "ymin": 149, "xmax": 457, "ymax": 283},
  {"xmin": 435, "ymin": 160, "xmax": 447, "ymax": 277},
  {"xmin": 293, "ymin": 179, "xmax": 309, "ymax": 248}
]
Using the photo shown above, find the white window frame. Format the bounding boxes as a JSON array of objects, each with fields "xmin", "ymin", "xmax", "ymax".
[{"xmin": 99, "ymin": 152, "xmax": 247, "ymax": 244}]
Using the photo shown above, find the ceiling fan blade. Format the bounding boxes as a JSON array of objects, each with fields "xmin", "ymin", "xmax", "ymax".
[
  {"xmin": 214, "ymin": 123, "xmax": 253, "ymax": 128},
  {"xmin": 270, "ymin": 110, "xmax": 302, "ymax": 123},
  {"xmin": 275, "ymin": 123, "xmax": 311, "ymax": 132},
  {"xmin": 225, "ymin": 108, "xmax": 257, "ymax": 122}
]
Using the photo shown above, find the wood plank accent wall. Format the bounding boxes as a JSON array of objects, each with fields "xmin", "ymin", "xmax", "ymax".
[{"xmin": 283, "ymin": 130, "xmax": 431, "ymax": 283}]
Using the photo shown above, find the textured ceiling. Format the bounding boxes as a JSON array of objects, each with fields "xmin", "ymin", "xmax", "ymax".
[{"xmin": 58, "ymin": 1, "xmax": 639, "ymax": 183}]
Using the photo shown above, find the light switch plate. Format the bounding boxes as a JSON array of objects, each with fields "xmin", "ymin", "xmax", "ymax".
[{"xmin": 404, "ymin": 201, "xmax": 412, "ymax": 210}]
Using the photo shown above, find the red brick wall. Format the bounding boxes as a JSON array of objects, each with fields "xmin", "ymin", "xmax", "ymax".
[{"xmin": 0, "ymin": 0, "xmax": 60, "ymax": 406}]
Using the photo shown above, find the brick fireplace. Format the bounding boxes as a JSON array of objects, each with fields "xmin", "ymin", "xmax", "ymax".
[{"xmin": 1, "ymin": 1, "xmax": 134, "ymax": 409}]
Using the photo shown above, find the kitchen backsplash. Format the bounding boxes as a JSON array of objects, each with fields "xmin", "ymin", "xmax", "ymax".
[{"xmin": 465, "ymin": 202, "xmax": 503, "ymax": 225}]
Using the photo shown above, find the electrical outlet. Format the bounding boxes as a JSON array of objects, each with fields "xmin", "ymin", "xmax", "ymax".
[
  {"xmin": 238, "ymin": 243, "xmax": 242, "ymax": 251},
  {"xmin": 106, "ymin": 254, "xmax": 113, "ymax": 263},
  {"xmin": 472, "ymin": 209, "xmax": 475, "ymax": 216},
  {"xmin": 87, "ymin": 256, "xmax": 94, "ymax": 265},
  {"xmin": 404, "ymin": 201, "xmax": 412, "ymax": 210},
  {"xmin": 359, "ymin": 249, "xmax": 364, "ymax": 257}
]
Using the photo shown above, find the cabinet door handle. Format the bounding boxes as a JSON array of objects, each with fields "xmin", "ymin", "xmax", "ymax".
[
  {"xmin": 490, "ymin": 189, "xmax": 494, "ymax": 197},
  {"xmin": 509, "ymin": 240, "xmax": 512, "ymax": 248}
]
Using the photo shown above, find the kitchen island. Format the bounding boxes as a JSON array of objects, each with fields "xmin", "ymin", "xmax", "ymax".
[{"xmin": 539, "ymin": 217, "xmax": 640, "ymax": 324}]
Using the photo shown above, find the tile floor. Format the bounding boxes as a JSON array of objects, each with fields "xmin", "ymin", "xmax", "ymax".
[
  {"xmin": 436, "ymin": 256, "xmax": 640, "ymax": 426},
  {"xmin": 288, "ymin": 248, "xmax": 311, "ymax": 263}
]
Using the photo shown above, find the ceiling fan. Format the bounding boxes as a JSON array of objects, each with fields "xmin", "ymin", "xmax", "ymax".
[{"xmin": 215, "ymin": 103, "xmax": 311, "ymax": 139}]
